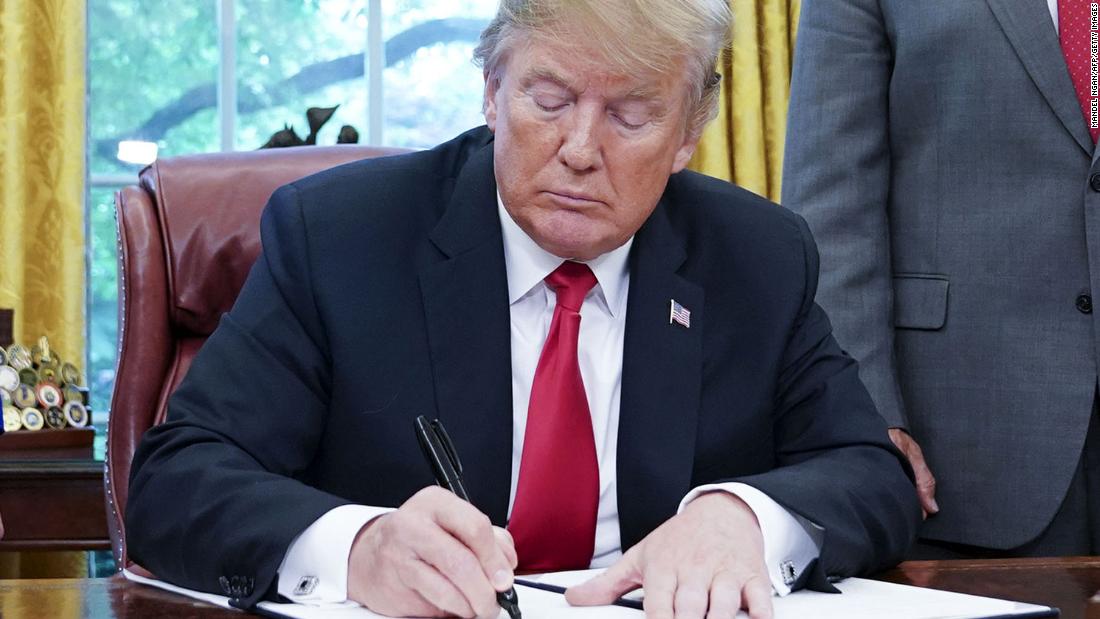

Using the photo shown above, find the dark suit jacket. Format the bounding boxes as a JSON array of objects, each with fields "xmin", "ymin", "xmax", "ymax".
[{"xmin": 126, "ymin": 126, "xmax": 920, "ymax": 607}]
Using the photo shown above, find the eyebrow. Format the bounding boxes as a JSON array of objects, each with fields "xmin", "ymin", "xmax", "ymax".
[
  {"xmin": 621, "ymin": 86, "xmax": 664, "ymax": 104},
  {"xmin": 522, "ymin": 67, "xmax": 666, "ymax": 107},
  {"xmin": 521, "ymin": 68, "xmax": 576, "ymax": 91}
]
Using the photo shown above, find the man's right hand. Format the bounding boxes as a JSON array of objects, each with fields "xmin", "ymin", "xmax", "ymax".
[
  {"xmin": 347, "ymin": 486, "xmax": 517, "ymax": 618},
  {"xmin": 888, "ymin": 428, "xmax": 939, "ymax": 519}
]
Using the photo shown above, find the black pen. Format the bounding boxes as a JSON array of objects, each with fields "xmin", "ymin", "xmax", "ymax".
[{"xmin": 415, "ymin": 415, "xmax": 522, "ymax": 619}]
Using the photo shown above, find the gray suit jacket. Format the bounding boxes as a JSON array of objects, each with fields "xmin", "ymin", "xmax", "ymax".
[{"xmin": 782, "ymin": 0, "xmax": 1098, "ymax": 549}]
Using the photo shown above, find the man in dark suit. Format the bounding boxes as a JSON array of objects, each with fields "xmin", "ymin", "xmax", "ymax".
[{"xmin": 125, "ymin": 1, "xmax": 920, "ymax": 617}]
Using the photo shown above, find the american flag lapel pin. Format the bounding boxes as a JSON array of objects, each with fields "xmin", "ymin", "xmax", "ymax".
[{"xmin": 669, "ymin": 299, "xmax": 691, "ymax": 328}]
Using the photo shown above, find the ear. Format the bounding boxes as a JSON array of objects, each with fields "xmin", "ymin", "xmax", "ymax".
[
  {"xmin": 484, "ymin": 69, "xmax": 500, "ymax": 132},
  {"xmin": 670, "ymin": 129, "xmax": 701, "ymax": 174}
]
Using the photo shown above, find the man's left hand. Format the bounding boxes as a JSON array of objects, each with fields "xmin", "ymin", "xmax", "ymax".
[{"xmin": 565, "ymin": 492, "xmax": 774, "ymax": 619}]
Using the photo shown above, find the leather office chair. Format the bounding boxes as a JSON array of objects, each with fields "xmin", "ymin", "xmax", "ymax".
[{"xmin": 105, "ymin": 145, "xmax": 409, "ymax": 569}]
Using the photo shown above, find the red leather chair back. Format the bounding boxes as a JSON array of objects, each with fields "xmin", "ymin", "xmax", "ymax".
[{"xmin": 106, "ymin": 145, "xmax": 409, "ymax": 568}]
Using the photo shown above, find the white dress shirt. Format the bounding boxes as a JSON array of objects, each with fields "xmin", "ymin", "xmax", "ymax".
[
  {"xmin": 276, "ymin": 198, "xmax": 822, "ymax": 605},
  {"xmin": 1049, "ymin": 0, "xmax": 1058, "ymax": 33}
]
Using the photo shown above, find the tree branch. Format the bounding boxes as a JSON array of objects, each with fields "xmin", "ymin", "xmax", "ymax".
[{"xmin": 95, "ymin": 17, "xmax": 485, "ymax": 160}]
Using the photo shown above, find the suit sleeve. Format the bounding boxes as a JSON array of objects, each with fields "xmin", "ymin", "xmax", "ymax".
[
  {"xmin": 735, "ymin": 215, "xmax": 920, "ymax": 586},
  {"xmin": 781, "ymin": 0, "xmax": 908, "ymax": 429},
  {"xmin": 125, "ymin": 184, "xmax": 355, "ymax": 608}
]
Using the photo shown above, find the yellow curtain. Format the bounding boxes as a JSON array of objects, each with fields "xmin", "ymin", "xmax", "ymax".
[
  {"xmin": 0, "ymin": 0, "xmax": 87, "ymax": 580},
  {"xmin": 689, "ymin": 0, "xmax": 800, "ymax": 202},
  {"xmin": 0, "ymin": 551, "xmax": 88, "ymax": 580},
  {"xmin": 0, "ymin": 0, "xmax": 85, "ymax": 362}
]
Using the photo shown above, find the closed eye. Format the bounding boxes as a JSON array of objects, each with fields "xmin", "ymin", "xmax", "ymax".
[
  {"xmin": 525, "ymin": 79, "xmax": 572, "ymax": 113},
  {"xmin": 610, "ymin": 101, "xmax": 656, "ymax": 130},
  {"xmin": 612, "ymin": 113, "xmax": 647, "ymax": 130},
  {"xmin": 611, "ymin": 110, "xmax": 651, "ymax": 130},
  {"xmin": 535, "ymin": 98, "xmax": 568, "ymax": 112}
]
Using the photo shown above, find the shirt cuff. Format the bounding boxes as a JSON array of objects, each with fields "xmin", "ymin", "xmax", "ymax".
[
  {"xmin": 678, "ymin": 482, "xmax": 823, "ymax": 596},
  {"xmin": 277, "ymin": 504, "xmax": 395, "ymax": 604}
]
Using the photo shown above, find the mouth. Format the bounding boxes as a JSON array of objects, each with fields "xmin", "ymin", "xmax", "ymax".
[{"xmin": 543, "ymin": 190, "xmax": 604, "ymax": 208}]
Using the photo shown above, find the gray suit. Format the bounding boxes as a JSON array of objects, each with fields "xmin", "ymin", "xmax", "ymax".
[{"xmin": 782, "ymin": 0, "xmax": 1098, "ymax": 550}]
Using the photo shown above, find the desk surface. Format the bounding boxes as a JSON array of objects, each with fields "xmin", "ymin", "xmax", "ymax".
[{"xmin": 2, "ymin": 557, "xmax": 1100, "ymax": 619}]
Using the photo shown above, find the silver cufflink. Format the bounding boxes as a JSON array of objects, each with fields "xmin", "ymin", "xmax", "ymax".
[
  {"xmin": 781, "ymin": 561, "xmax": 797, "ymax": 586},
  {"xmin": 294, "ymin": 575, "xmax": 319, "ymax": 596}
]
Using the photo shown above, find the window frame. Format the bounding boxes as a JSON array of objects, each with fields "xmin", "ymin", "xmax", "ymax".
[{"xmin": 85, "ymin": 0, "xmax": 388, "ymax": 416}]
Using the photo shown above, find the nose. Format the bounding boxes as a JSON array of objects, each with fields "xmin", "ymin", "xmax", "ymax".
[{"xmin": 558, "ymin": 104, "xmax": 602, "ymax": 172}]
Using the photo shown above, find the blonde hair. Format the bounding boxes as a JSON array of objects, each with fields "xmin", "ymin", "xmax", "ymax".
[{"xmin": 474, "ymin": 0, "xmax": 731, "ymax": 137}]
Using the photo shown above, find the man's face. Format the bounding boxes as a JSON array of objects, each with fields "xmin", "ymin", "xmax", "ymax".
[{"xmin": 484, "ymin": 36, "xmax": 700, "ymax": 261}]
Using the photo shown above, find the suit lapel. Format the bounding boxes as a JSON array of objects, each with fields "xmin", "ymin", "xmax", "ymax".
[
  {"xmin": 616, "ymin": 199, "xmax": 704, "ymax": 550},
  {"xmin": 420, "ymin": 141, "xmax": 514, "ymax": 526},
  {"xmin": 985, "ymin": 0, "xmax": 1093, "ymax": 155}
]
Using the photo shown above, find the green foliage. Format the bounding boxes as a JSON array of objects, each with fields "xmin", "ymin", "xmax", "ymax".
[
  {"xmin": 235, "ymin": 0, "xmax": 368, "ymax": 147},
  {"xmin": 87, "ymin": 0, "xmax": 496, "ymax": 417},
  {"xmin": 87, "ymin": 188, "xmax": 119, "ymax": 416},
  {"xmin": 89, "ymin": 1, "xmax": 219, "ymax": 174}
]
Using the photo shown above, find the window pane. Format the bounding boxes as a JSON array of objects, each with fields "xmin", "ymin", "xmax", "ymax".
[
  {"xmin": 88, "ymin": 1, "xmax": 219, "ymax": 175},
  {"xmin": 86, "ymin": 2, "xmax": 502, "ymax": 431},
  {"xmin": 87, "ymin": 187, "xmax": 120, "ymax": 422},
  {"xmin": 236, "ymin": 0, "xmax": 370, "ymax": 150},
  {"xmin": 383, "ymin": 0, "xmax": 497, "ymax": 148}
]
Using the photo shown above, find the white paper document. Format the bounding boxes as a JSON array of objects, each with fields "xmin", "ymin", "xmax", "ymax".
[{"xmin": 123, "ymin": 567, "xmax": 1056, "ymax": 618}]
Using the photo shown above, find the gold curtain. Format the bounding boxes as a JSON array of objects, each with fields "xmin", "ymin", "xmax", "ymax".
[
  {"xmin": 689, "ymin": 0, "xmax": 800, "ymax": 202},
  {"xmin": 0, "ymin": 0, "xmax": 87, "ymax": 580},
  {"xmin": 0, "ymin": 0, "xmax": 85, "ymax": 361}
]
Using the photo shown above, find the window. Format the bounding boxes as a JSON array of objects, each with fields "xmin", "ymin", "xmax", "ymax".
[{"xmin": 87, "ymin": 1, "xmax": 497, "ymax": 422}]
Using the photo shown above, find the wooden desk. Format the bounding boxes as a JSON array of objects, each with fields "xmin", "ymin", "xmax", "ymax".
[
  {"xmin": 2, "ymin": 557, "xmax": 1100, "ymax": 618},
  {"xmin": 0, "ymin": 445, "xmax": 109, "ymax": 551},
  {"xmin": 0, "ymin": 576, "xmax": 227, "ymax": 619},
  {"xmin": 878, "ymin": 557, "xmax": 1100, "ymax": 618}
]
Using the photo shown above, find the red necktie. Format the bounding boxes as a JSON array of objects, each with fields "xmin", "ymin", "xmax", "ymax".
[
  {"xmin": 1060, "ymin": 0, "xmax": 1100, "ymax": 142},
  {"xmin": 509, "ymin": 261, "xmax": 599, "ymax": 571}
]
